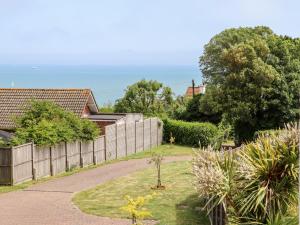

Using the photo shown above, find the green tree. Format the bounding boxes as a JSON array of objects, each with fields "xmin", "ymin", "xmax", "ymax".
[
  {"xmin": 200, "ymin": 26, "xmax": 300, "ymax": 144},
  {"xmin": 174, "ymin": 94, "xmax": 222, "ymax": 123},
  {"xmin": 99, "ymin": 102, "xmax": 114, "ymax": 113},
  {"xmin": 12, "ymin": 100, "xmax": 99, "ymax": 146},
  {"xmin": 114, "ymin": 79, "xmax": 174, "ymax": 116}
]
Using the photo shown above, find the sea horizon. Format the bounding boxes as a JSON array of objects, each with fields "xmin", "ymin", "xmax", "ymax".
[{"xmin": 0, "ymin": 64, "xmax": 202, "ymax": 105}]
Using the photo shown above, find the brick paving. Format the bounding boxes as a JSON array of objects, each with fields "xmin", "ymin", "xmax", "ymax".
[{"xmin": 0, "ymin": 156, "xmax": 191, "ymax": 225}]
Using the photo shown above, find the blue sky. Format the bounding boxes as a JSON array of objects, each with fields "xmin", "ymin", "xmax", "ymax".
[{"xmin": 0, "ymin": 0, "xmax": 299, "ymax": 65}]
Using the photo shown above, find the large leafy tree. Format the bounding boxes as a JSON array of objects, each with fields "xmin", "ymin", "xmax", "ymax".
[
  {"xmin": 114, "ymin": 79, "xmax": 174, "ymax": 116},
  {"xmin": 200, "ymin": 26, "xmax": 300, "ymax": 143}
]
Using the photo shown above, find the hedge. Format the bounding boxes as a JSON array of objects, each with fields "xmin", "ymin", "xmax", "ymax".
[{"xmin": 163, "ymin": 119, "xmax": 218, "ymax": 147}]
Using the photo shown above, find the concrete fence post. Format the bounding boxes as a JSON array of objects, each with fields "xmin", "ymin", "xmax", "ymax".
[
  {"xmin": 150, "ymin": 118, "xmax": 152, "ymax": 148},
  {"xmin": 156, "ymin": 118, "xmax": 159, "ymax": 147},
  {"xmin": 115, "ymin": 124, "xmax": 118, "ymax": 159},
  {"xmin": 10, "ymin": 147, "xmax": 14, "ymax": 185},
  {"xmin": 142, "ymin": 120, "xmax": 145, "ymax": 151},
  {"xmin": 31, "ymin": 142, "xmax": 37, "ymax": 181},
  {"xmin": 50, "ymin": 147, "xmax": 54, "ymax": 176},
  {"xmin": 65, "ymin": 142, "xmax": 70, "ymax": 171},
  {"xmin": 80, "ymin": 142, "xmax": 83, "ymax": 168},
  {"xmin": 125, "ymin": 123, "xmax": 128, "ymax": 156},
  {"xmin": 104, "ymin": 135, "xmax": 107, "ymax": 161},
  {"xmin": 93, "ymin": 140, "xmax": 96, "ymax": 165},
  {"xmin": 134, "ymin": 121, "xmax": 137, "ymax": 153}
]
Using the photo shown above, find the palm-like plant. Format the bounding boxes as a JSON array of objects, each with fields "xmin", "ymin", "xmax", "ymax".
[
  {"xmin": 236, "ymin": 124, "xmax": 299, "ymax": 224},
  {"xmin": 193, "ymin": 124, "xmax": 299, "ymax": 224}
]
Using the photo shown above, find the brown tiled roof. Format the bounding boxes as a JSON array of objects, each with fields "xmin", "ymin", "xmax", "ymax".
[
  {"xmin": 185, "ymin": 85, "xmax": 205, "ymax": 97},
  {"xmin": 0, "ymin": 88, "xmax": 97, "ymax": 129}
]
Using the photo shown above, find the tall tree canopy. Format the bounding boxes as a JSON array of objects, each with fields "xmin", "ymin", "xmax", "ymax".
[
  {"xmin": 114, "ymin": 79, "xmax": 174, "ymax": 116},
  {"xmin": 200, "ymin": 26, "xmax": 300, "ymax": 143}
]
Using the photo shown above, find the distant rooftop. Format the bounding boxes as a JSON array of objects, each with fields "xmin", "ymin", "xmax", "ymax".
[{"xmin": 185, "ymin": 84, "xmax": 206, "ymax": 97}]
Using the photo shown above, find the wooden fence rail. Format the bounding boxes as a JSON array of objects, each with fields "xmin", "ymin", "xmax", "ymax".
[{"xmin": 0, "ymin": 118, "xmax": 163, "ymax": 185}]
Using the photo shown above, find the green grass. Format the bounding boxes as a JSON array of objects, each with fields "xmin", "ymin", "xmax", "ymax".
[
  {"xmin": 124, "ymin": 144, "xmax": 194, "ymax": 160},
  {"xmin": 73, "ymin": 161, "xmax": 209, "ymax": 225},
  {"xmin": 0, "ymin": 144, "xmax": 193, "ymax": 194}
]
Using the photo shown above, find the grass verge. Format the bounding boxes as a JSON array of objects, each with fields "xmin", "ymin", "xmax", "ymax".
[
  {"xmin": 0, "ymin": 144, "xmax": 193, "ymax": 194},
  {"xmin": 73, "ymin": 160, "xmax": 209, "ymax": 225}
]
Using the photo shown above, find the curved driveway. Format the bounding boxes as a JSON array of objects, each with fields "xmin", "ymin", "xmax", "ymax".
[{"xmin": 0, "ymin": 156, "xmax": 191, "ymax": 225}]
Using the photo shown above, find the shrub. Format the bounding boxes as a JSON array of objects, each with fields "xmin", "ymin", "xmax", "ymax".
[
  {"xmin": 120, "ymin": 194, "xmax": 155, "ymax": 224},
  {"xmin": 12, "ymin": 100, "xmax": 100, "ymax": 146},
  {"xmin": 163, "ymin": 119, "xmax": 218, "ymax": 147},
  {"xmin": 193, "ymin": 124, "xmax": 299, "ymax": 224},
  {"xmin": 0, "ymin": 137, "xmax": 10, "ymax": 148}
]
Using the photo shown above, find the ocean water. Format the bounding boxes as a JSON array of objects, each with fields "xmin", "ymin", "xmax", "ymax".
[{"xmin": 0, "ymin": 65, "xmax": 202, "ymax": 104}]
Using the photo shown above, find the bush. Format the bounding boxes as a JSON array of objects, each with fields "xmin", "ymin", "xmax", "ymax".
[
  {"xmin": 163, "ymin": 119, "xmax": 218, "ymax": 147},
  {"xmin": 193, "ymin": 124, "xmax": 299, "ymax": 224},
  {"xmin": 12, "ymin": 100, "xmax": 100, "ymax": 146}
]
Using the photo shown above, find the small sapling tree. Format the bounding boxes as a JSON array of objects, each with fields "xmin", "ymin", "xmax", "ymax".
[{"xmin": 148, "ymin": 153, "xmax": 165, "ymax": 189}]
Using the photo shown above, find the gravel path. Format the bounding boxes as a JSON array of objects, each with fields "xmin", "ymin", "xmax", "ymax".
[{"xmin": 0, "ymin": 156, "xmax": 192, "ymax": 225}]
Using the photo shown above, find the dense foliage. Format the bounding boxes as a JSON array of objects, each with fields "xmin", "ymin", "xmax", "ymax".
[
  {"xmin": 200, "ymin": 26, "xmax": 300, "ymax": 144},
  {"xmin": 193, "ymin": 124, "xmax": 299, "ymax": 224},
  {"xmin": 0, "ymin": 138, "xmax": 10, "ymax": 148},
  {"xmin": 174, "ymin": 94, "xmax": 222, "ymax": 124},
  {"xmin": 163, "ymin": 119, "xmax": 218, "ymax": 147},
  {"xmin": 12, "ymin": 100, "xmax": 100, "ymax": 146},
  {"xmin": 114, "ymin": 79, "xmax": 174, "ymax": 116},
  {"xmin": 99, "ymin": 102, "xmax": 114, "ymax": 113}
]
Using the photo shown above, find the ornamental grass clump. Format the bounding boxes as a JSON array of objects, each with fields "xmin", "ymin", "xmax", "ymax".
[{"xmin": 193, "ymin": 124, "xmax": 299, "ymax": 225}]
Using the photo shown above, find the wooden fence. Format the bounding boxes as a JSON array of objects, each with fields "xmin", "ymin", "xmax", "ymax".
[
  {"xmin": 0, "ymin": 118, "xmax": 163, "ymax": 185},
  {"xmin": 209, "ymin": 204, "xmax": 226, "ymax": 225}
]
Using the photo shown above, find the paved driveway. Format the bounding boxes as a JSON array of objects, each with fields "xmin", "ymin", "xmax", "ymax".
[{"xmin": 0, "ymin": 156, "xmax": 191, "ymax": 225}]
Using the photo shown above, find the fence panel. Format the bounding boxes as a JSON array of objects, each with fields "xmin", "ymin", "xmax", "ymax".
[
  {"xmin": 158, "ymin": 119, "xmax": 163, "ymax": 145},
  {"xmin": 94, "ymin": 136, "xmax": 105, "ymax": 164},
  {"xmin": 0, "ymin": 148, "xmax": 12, "ymax": 185},
  {"xmin": 66, "ymin": 141, "xmax": 81, "ymax": 169},
  {"xmin": 13, "ymin": 143, "xmax": 33, "ymax": 184},
  {"xmin": 135, "ymin": 121, "xmax": 144, "ymax": 152},
  {"xmin": 126, "ymin": 122, "xmax": 136, "ymax": 155},
  {"xmin": 51, "ymin": 143, "xmax": 66, "ymax": 175},
  {"xmin": 34, "ymin": 145, "xmax": 51, "ymax": 178},
  {"xmin": 151, "ymin": 118, "xmax": 158, "ymax": 148},
  {"xmin": 209, "ymin": 204, "xmax": 226, "ymax": 225},
  {"xmin": 143, "ymin": 119, "xmax": 151, "ymax": 150},
  {"xmin": 117, "ymin": 123, "xmax": 126, "ymax": 158},
  {"xmin": 105, "ymin": 124, "xmax": 117, "ymax": 160},
  {"xmin": 81, "ymin": 141, "xmax": 94, "ymax": 167}
]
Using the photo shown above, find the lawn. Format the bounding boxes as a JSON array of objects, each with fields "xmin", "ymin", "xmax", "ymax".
[
  {"xmin": 124, "ymin": 144, "xmax": 194, "ymax": 160},
  {"xmin": 0, "ymin": 144, "xmax": 194, "ymax": 194},
  {"xmin": 73, "ymin": 160, "xmax": 210, "ymax": 225}
]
